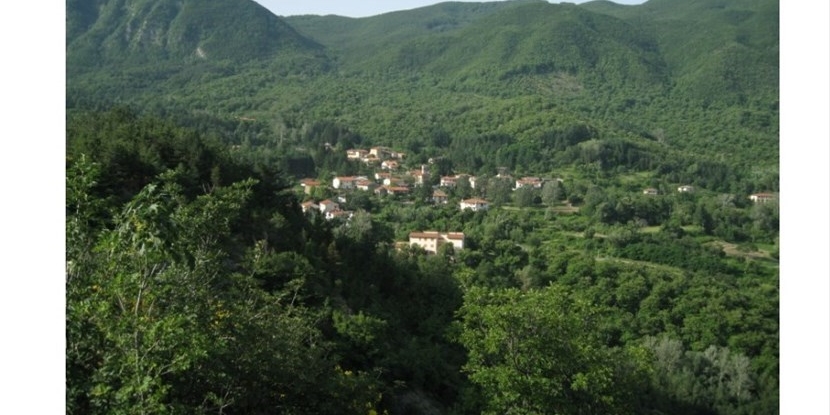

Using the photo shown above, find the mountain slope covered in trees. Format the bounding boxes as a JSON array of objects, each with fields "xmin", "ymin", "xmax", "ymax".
[
  {"xmin": 67, "ymin": 0, "xmax": 324, "ymax": 68},
  {"xmin": 67, "ymin": 0, "xmax": 778, "ymax": 170},
  {"xmin": 66, "ymin": 1, "xmax": 780, "ymax": 413}
]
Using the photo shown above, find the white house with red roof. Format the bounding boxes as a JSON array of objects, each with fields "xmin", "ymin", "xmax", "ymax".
[
  {"xmin": 408, "ymin": 231, "xmax": 465, "ymax": 254},
  {"xmin": 440, "ymin": 176, "xmax": 458, "ymax": 187},
  {"xmin": 460, "ymin": 198, "xmax": 489, "ymax": 212},
  {"xmin": 299, "ymin": 178, "xmax": 321, "ymax": 194},
  {"xmin": 333, "ymin": 176, "xmax": 356, "ymax": 189},
  {"xmin": 515, "ymin": 177, "xmax": 543, "ymax": 189},
  {"xmin": 355, "ymin": 179, "xmax": 376, "ymax": 191},
  {"xmin": 346, "ymin": 149, "xmax": 368, "ymax": 160}
]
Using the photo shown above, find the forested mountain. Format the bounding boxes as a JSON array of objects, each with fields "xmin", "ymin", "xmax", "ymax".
[
  {"xmin": 67, "ymin": 0, "xmax": 778, "ymax": 168},
  {"xmin": 66, "ymin": 1, "xmax": 780, "ymax": 414},
  {"xmin": 67, "ymin": 0, "xmax": 324, "ymax": 68},
  {"xmin": 292, "ymin": 1, "xmax": 668, "ymax": 88},
  {"xmin": 284, "ymin": 0, "xmax": 543, "ymax": 71},
  {"xmin": 581, "ymin": 0, "xmax": 779, "ymax": 104}
]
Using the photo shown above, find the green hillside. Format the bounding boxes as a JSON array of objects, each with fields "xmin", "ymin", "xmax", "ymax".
[
  {"xmin": 582, "ymin": 0, "xmax": 779, "ymax": 104},
  {"xmin": 65, "ymin": 0, "xmax": 779, "ymax": 184},
  {"xmin": 67, "ymin": 0, "xmax": 326, "ymax": 69},
  {"xmin": 409, "ymin": 3, "xmax": 666, "ymax": 89},
  {"xmin": 66, "ymin": 1, "xmax": 780, "ymax": 414},
  {"xmin": 285, "ymin": 0, "xmax": 542, "ymax": 71}
]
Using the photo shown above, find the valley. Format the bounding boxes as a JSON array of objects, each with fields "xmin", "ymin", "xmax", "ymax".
[{"xmin": 66, "ymin": 1, "xmax": 780, "ymax": 414}]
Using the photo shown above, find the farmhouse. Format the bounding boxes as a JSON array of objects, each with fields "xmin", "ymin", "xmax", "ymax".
[
  {"xmin": 515, "ymin": 177, "xmax": 543, "ymax": 189},
  {"xmin": 408, "ymin": 231, "xmax": 465, "ymax": 254},
  {"xmin": 460, "ymin": 198, "xmax": 489, "ymax": 212},
  {"xmin": 677, "ymin": 185, "xmax": 695, "ymax": 193},
  {"xmin": 346, "ymin": 149, "xmax": 368, "ymax": 160},
  {"xmin": 749, "ymin": 193, "xmax": 777, "ymax": 204},
  {"xmin": 333, "ymin": 176, "xmax": 356, "ymax": 190},
  {"xmin": 299, "ymin": 178, "xmax": 321, "ymax": 195},
  {"xmin": 643, "ymin": 188, "xmax": 659, "ymax": 195},
  {"xmin": 440, "ymin": 176, "xmax": 458, "ymax": 188}
]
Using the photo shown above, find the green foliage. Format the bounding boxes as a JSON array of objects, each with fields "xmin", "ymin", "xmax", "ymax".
[
  {"xmin": 541, "ymin": 180, "xmax": 563, "ymax": 206},
  {"xmin": 66, "ymin": 0, "xmax": 779, "ymax": 411},
  {"xmin": 643, "ymin": 336, "xmax": 772, "ymax": 415},
  {"xmin": 67, "ymin": 0, "xmax": 326, "ymax": 69},
  {"xmin": 513, "ymin": 187, "xmax": 537, "ymax": 208},
  {"xmin": 66, "ymin": 165, "xmax": 385, "ymax": 414},
  {"xmin": 68, "ymin": 0, "xmax": 778, "ymax": 174},
  {"xmin": 457, "ymin": 286, "xmax": 652, "ymax": 414}
]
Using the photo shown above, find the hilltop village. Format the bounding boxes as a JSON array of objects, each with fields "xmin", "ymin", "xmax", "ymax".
[
  {"xmin": 295, "ymin": 146, "xmax": 776, "ymax": 253},
  {"xmin": 295, "ymin": 146, "xmax": 558, "ymax": 252},
  {"xmin": 64, "ymin": 0, "xmax": 785, "ymax": 411}
]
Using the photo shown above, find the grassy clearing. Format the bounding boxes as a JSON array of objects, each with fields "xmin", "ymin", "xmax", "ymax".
[
  {"xmin": 615, "ymin": 171, "xmax": 653, "ymax": 187},
  {"xmin": 708, "ymin": 241, "xmax": 779, "ymax": 267}
]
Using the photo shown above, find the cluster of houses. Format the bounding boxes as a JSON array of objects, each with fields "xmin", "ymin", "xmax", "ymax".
[
  {"xmin": 300, "ymin": 198, "xmax": 354, "ymax": 220},
  {"xmin": 299, "ymin": 146, "xmax": 777, "ymax": 225},
  {"xmin": 332, "ymin": 166, "xmax": 431, "ymax": 194},
  {"xmin": 302, "ymin": 170, "xmax": 495, "ymax": 215},
  {"xmin": 295, "ymin": 146, "xmax": 778, "ymax": 256},
  {"xmin": 298, "ymin": 146, "xmax": 496, "ymax": 216},
  {"xmin": 346, "ymin": 146, "xmax": 406, "ymax": 166}
]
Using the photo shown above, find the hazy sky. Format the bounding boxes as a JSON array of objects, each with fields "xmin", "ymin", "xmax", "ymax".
[{"xmin": 255, "ymin": 0, "xmax": 648, "ymax": 18}]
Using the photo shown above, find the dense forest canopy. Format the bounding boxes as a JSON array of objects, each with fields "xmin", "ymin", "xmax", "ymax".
[{"xmin": 65, "ymin": 0, "xmax": 782, "ymax": 414}]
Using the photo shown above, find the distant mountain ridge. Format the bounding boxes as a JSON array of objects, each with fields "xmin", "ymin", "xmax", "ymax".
[
  {"xmin": 67, "ymin": 0, "xmax": 777, "ymax": 104},
  {"xmin": 581, "ymin": 0, "xmax": 778, "ymax": 103},
  {"xmin": 396, "ymin": 3, "xmax": 666, "ymax": 85},
  {"xmin": 284, "ymin": 0, "xmax": 543, "ymax": 70},
  {"xmin": 283, "ymin": 0, "xmax": 776, "ymax": 103},
  {"xmin": 66, "ymin": 0, "xmax": 324, "ymax": 69},
  {"xmin": 66, "ymin": 0, "xmax": 778, "ymax": 168}
]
